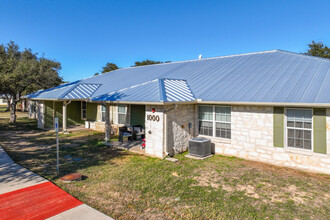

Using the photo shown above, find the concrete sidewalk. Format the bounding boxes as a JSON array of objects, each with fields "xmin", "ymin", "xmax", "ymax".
[
  {"xmin": 0, "ymin": 146, "xmax": 47, "ymax": 194},
  {"xmin": 0, "ymin": 146, "xmax": 112, "ymax": 220}
]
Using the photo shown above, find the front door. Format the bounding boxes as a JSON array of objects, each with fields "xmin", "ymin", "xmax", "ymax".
[{"xmin": 130, "ymin": 105, "xmax": 145, "ymax": 128}]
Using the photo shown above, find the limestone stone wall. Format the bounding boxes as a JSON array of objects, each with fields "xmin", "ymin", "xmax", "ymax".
[
  {"xmin": 89, "ymin": 121, "xmax": 121, "ymax": 135},
  {"xmin": 88, "ymin": 104, "xmax": 122, "ymax": 135},
  {"xmin": 90, "ymin": 121, "xmax": 105, "ymax": 132},
  {"xmin": 145, "ymin": 105, "xmax": 165, "ymax": 158},
  {"xmin": 166, "ymin": 104, "xmax": 197, "ymax": 156},
  {"xmin": 210, "ymin": 106, "xmax": 330, "ymax": 174}
]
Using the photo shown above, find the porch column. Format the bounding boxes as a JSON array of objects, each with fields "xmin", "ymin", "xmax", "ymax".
[
  {"xmin": 53, "ymin": 101, "xmax": 56, "ymax": 127},
  {"xmin": 63, "ymin": 101, "xmax": 67, "ymax": 132},
  {"xmin": 105, "ymin": 103, "xmax": 111, "ymax": 142},
  {"xmin": 22, "ymin": 100, "xmax": 26, "ymax": 112}
]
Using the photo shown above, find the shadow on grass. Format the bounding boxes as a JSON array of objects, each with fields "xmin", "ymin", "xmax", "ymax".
[
  {"xmin": 0, "ymin": 117, "xmax": 39, "ymax": 131},
  {"xmin": 0, "ymin": 118, "xmax": 130, "ymax": 181}
]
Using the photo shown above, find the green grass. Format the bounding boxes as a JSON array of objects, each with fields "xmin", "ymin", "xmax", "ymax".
[
  {"xmin": 0, "ymin": 105, "xmax": 28, "ymax": 118},
  {"xmin": 0, "ymin": 117, "xmax": 38, "ymax": 131},
  {"xmin": 0, "ymin": 117, "xmax": 329, "ymax": 219}
]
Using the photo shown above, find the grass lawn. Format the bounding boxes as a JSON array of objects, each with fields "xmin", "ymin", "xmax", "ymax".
[
  {"xmin": 0, "ymin": 117, "xmax": 329, "ymax": 219},
  {"xmin": 0, "ymin": 105, "xmax": 28, "ymax": 118}
]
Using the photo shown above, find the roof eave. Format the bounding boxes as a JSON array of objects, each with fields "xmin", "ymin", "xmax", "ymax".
[
  {"xmin": 198, "ymin": 100, "xmax": 330, "ymax": 107},
  {"xmin": 29, "ymin": 98, "xmax": 89, "ymax": 101},
  {"xmin": 90, "ymin": 100, "xmax": 198, "ymax": 105}
]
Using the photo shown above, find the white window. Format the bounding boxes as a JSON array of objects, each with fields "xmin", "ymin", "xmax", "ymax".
[
  {"xmin": 118, "ymin": 104, "xmax": 127, "ymax": 125},
  {"xmin": 198, "ymin": 105, "xmax": 231, "ymax": 139},
  {"xmin": 101, "ymin": 105, "xmax": 106, "ymax": 122},
  {"xmin": 81, "ymin": 101, "xmax": 87, "ymax": 120},
  {"xmin": 31, "ymin": 101, "xmax": 37, "ymax": 114},
  {"xmin": 286, "ymin": 109, "xmax": 312, "ymax": 150}
]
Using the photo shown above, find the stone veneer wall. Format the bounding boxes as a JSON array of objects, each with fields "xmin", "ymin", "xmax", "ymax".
[
  {"xmin": 210, "ymin": 106, "xmax": 330, "ymax": 174},
  {"xmin": 166, "ymin": 104, "xmax": 197, "ymax": 156},
  {"xmin": 88, "ymin": 103, "xmax": 123, "ymax": 135},
  {"xmin": 89, "ymin": 121, "xmax": 121, "ymax": 135}
]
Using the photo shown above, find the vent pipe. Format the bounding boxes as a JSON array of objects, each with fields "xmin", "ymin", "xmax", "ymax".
[{"xmin": 199, "ymin": 54, "xmax": 202, "ymax": 59}]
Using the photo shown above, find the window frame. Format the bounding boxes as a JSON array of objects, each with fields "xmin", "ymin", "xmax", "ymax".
[
  {"xmin": 117, "ymin": 104, "xmax": 127, "ymax": 125},
  {"xmin": 284, "ymin": 108, "xmax": 313, "ymax": 152},
  {"xmin": 198, "ymin": 105, "xmax": 231, "ymax": 139},
  {"xmin": 100, "ymin": 104, "xmax": 106, "ymax": 122},
  {"xmin": 81, "ymin": 101, "xmax": 87, "ymax": 120}
]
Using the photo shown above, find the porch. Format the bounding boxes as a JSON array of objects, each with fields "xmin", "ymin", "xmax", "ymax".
[
  {"xmin": 103, "ymin": 140, "xmax": 145, "ymax": 155},
  {"xmin": 39, "ymin": 100, "xmax": 148, "ymax": 154},
  {"xmin": 41, "ymin": 101, "xmax": 146, "ymax": 134}
]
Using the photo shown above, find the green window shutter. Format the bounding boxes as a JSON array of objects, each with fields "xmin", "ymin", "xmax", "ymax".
[
  {"xmin": 313, "ymin": 108, "xmax": 326, "ymax": 154},
  {"xmin": 273, "ymin": 107, "xmax": 284, "ymax": 147}
]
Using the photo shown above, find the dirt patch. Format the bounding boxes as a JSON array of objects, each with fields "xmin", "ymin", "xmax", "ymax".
[
  {"xmin": 191, "ymin": 165, "xmax": 330, "ymax": 205},
  {"xmin": 238, "ymin": 185, "xmax": 260, "ymax": 198},
  {"xmin": 172, "ymin": 172, "xmax": 179, "ymax": 177},
  {"xmin": 193, "ymin": 168, "xmax": 221, "ymax": 188},
  {"xmin": 241, "ymin": 159, "xmax": 330, "ymax": 182},
  {"xmin": 111, "ymin": 155, "xmax": 134, "ymax": 165}
]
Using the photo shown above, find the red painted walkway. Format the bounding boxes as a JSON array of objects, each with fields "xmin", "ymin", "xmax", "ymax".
[{"xmin": 0, "ymin": 182, "xmax": 83, "ymax": 220}]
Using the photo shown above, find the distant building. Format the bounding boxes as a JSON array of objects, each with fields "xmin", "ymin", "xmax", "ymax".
[{"xmin": 0, "ymin": 96, "xmax": 7, "ymax": 105}]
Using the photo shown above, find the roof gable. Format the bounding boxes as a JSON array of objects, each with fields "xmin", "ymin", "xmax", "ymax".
[
  {"xmin": 61, "ymin": 83, "xmax": 101, "ymax": 99},
  {"xmin": 92, "ymin": 78, "xmax": 196, "ymax": 103}
]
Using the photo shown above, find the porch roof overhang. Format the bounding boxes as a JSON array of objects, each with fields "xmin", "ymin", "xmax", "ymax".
[
  {"xmin": 28, "ymin": 97, "xmax": 330, "ymax": 108},
  {"xmin": 92, "ymin": 100, "xmax": 198, "ymax": 105},
  {"xmin": 29, "ymin": 98, "xmax": 330, "ymax": 108}
]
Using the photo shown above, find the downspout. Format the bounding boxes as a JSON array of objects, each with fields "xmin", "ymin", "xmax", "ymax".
[{"xmin": 164, "ymin": 104, "xmax": 177, "ymax": 156}]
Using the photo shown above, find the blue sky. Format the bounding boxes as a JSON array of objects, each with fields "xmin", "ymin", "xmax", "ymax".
[{"xmin": 0, "ymin": 0, "xmax": 329, "ymax": 82}]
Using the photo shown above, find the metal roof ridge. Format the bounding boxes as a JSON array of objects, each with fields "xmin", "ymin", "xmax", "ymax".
[
  {"xmin": 64, "ymin": 50, "xmax": 330, "ymax": 83},
  {"xmin": 31, "ymin": 80, "xmax": 80, "ymax": 97},
  {"xmin": 99, "ymin": 50, "xmax": 280, "ymax": 75},
  {"xmin": 92, "ymin": 79, "xmax": 159, "ymax": 99},
  {"xmin": 275, "ymin": 49, "xmax": 330, "ymax": 62},
  {"xmin": 158, "ymin": 79, "xmax": 166, "ymax": 102},
  {"xmin": 59, "ymin": 83, "xmax": 102, "ymax": 100},
  {"xmin": 58, "ymin": 83, "xmax": 80, "ymax": 99}
]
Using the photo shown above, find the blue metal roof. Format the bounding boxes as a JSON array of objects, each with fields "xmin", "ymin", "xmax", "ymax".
[
  {"xmin": 23, "ymin": 81, "xmax": 80, "ymax": 99},
  {"xmin": 160, "ymin": 79, "xmax": 195, "ymax": 102},
  {"xmin": 61, "ymin": 83, "xmax": 101, "ymax": 99},
  {"xmin": 92, "ymin": 79, "xmax": 160, "ymax": 102},
  {"xmin": 92, "ymin": 78, "xmax": 195, "ymax": 102},
  {"xmin": 27, "ymin": 50, "xmax": 330, "ymax": 104}
]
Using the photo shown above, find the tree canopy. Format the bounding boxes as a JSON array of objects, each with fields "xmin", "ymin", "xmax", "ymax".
[
  {"xmin": 305, "ymin": 41, "xmax": 330, "ymax": 59},
  {"xmin": 101, "ymin": 62, "xmax": 119, "ymax": 73},
  {"xmin": 0, "ymin": 41, "xmax": 62, "ymax": 122},
  {"xmin": 133, "ymin": 59, "xmax": 164, "ymax": 67}
]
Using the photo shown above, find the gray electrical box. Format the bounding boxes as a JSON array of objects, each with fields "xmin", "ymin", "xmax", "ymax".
[{"xmin": 188, "ymin": 137, "xmax": 211, "ymax": 157}]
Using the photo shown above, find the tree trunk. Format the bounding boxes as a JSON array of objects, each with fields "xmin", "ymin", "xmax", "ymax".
[
  {"xmin": 10, "ymin": 98, "xmax": 17, "ymax": 123},
  {"xmin": 5, "ymin": 95, "xmax": 10, "ymax": 112}
]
